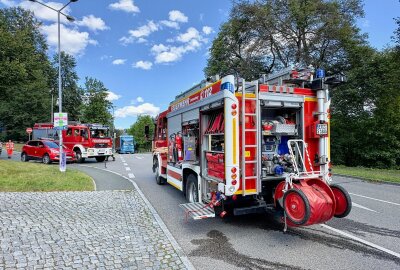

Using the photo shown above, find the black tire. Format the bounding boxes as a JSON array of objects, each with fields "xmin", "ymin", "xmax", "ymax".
[
  {"xmin": 330, "ymin": 184, "xmax": 352, "ymax": 218},
  {"xmin": 283, "ymin": 189, "xmax": 311, "ymax": 226},
  {"xmin": 95, "ymin": 156, "xmax": 106, "ymax": 162},
  {"xmin": 154, "ymin": 159, "xmax": 165, "ymax": 185},
  {"xmin": 74, "ymin": 150, "xmax": 85, "ymax": 163},
  {"xmin": 186, "ymin": 174, "xmax": 199, "ymax": 203},
  {"xmin": 21, "ymin": 152, "xmax": 29, "ymax": 162},
  {"xmin": 42, "ymin": 154, "xmax": 51, "ymax": 165}
]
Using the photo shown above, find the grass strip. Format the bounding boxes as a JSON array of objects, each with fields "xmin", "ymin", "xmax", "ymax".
[
  {"xmin": 334, "ymin": 165, "xmax": 400, "ymax": 183},
  {"xmin": 0, "ymin": 160, "xmax": 94, "ymax": 192}
]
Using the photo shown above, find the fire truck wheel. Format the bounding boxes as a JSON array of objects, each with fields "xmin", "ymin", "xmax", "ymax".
[
  {"xmin": 154, "ymin": 159, "xmax": 166, "ymax": 185},
  {"xmin": 21, "ymin": 152, "xmax": 29, "ymax": 162},
  {"xmin": 186, "ymin": 174, "xmax": 199, "ymax": 203},
  {"xmin": 95, "ymin": 156, "xmax": 106, "ymax": 162},
  {"xmin": 42, "ymin": 154, "xmax": 51, "ymax": 165},
  {"xmin": 330, "ymin": 184, "xmax": 352, "ymax": 218},
  {"xmin": 74, "ymin": 150, "xmax": 85, "ymax": 163},
  {"xmin": 283, "ymin": 189, "xmax": 311, "ymax": 226}
]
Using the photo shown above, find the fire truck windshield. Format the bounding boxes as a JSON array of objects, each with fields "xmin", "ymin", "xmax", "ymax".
[{"xmin": 90, "ymin": 129, "xmax": 109, "ymax": 138}]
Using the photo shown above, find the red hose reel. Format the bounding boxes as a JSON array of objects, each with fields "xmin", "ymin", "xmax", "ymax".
[{"xmin": 275, "ymin": 179, "xmax": 352, "ymax": 227}]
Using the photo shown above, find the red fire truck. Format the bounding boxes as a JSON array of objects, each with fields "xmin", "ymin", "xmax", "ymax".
[
  {"xmin": 33, "ymin": 122, "xmax": 113, "ymax": 162},
  {"xmin": 151, "ymin": 68, "xmax": 352, "ymax": 227}
]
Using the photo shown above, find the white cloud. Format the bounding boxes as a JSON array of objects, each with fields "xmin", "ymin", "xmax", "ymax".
[
  {"xmin": 136, "ymin": 97, "xmax": 144, "ymax": 103},
  {"xmin": 76, "ymin": 15, "xmax": 109, "ymax": 32},
  {"xmin": 160, "ymin": 20, "xmax": 179, "ymax": 29},
  {"xmin": 101, "ymin": 55, "xmax": 113, "ymax": 60},
  {"xmin": 177, "ymin": 27, "xmax": 201, "ymax": 43},
  {"xmin": 41, "ymin": 23, "xmax": 97, "ymax": 56},
  {"xmin": 20, "ymin": 1, "xmax": 72, "ymax": 23},
  {"xmin": 112, "ymin": 59, "xmax": 126, "ymax": 65},
  {"xmin": 1, "ymin": 0, "xmax": 15, "ymax": 7},
  {"xmin": 151, "ymin": 27, "xmax": 207, "ymax": 64},
  {"xmin": 151, "ymin": 44, "xmax": 169, "ymax": 54},
  {"xmin": 202, "ymin": 26, "xmax": 213, "ymax": 35},
  {"xmin": 120, "ymin": 20, "xmax": 158, "ymax": 45},
  {"xmin": 169, "ymin": 10, "xmax": 188, "ymax": 23},
  {"xmin": 109, "ymin": 0, "xmax": 139, "ymax": 13},
  {"xmin": 115, "ymin": 103, "xmax": 160, "ymax": 118},
  {"xmin": 133, "ymin": 60, "xmax": 153, "ymax": 70},
  {"xmin": 106, "ymin": 91, "xmax": 121, "ymax": 101}
]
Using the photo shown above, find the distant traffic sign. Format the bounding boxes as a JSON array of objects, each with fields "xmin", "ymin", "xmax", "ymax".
[{"xmin": 26, "ymin": 128, "xmax": 32, "ymax": 134}]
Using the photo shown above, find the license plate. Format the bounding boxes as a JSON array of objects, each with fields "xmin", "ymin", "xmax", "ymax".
[{"xmin": 316, "ymin": 124, "xmax": 328, "ymax": 135}]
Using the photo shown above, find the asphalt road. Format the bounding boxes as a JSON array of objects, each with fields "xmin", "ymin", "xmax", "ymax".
[{"xmin": 6, "ymin": 152, "xmax": 400, "ymax": 269}]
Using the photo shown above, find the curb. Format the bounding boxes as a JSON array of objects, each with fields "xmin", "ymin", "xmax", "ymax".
[
  {"xmin": 335, "ymin": 174, "xmax": 400, "ymax": 186},
  {"xmin": 78, "ymin": 164, "xmax": 196, "ymax": 270}
]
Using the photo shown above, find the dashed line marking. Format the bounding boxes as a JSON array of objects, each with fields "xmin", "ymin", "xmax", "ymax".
[
  {"xmin": 123, "ymin": 163, "xmax": 128, "ymax": 166},
  {"xmin": 321, "ymin": 224, "xmax": 400, "ymax": 259},
  {"xmin": 349, "ymin": 193, "xmax": 400, "ymax": 207},
  {"xmin": 136, "ymin": 156, "xmax": 144, "ymax": 160},
  {"xmin": 352, "ymin": 202, "xmax": 378, "ymax": 213},
  {"xmin": 128, "ymin": 173, "xmax": 135, "ymax": 179},
  {"xmin": 125, "ymin": 167, "xmax": 131, "ymax": 171}
]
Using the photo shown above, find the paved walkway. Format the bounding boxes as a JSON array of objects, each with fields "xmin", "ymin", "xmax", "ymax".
[{"xmin": 0, "ymin": 190, "xmax": 189, "ymax": 270}]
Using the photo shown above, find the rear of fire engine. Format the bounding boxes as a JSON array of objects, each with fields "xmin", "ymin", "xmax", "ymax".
[{"xmin": 152, "ymin": 68, "xmax": 351, "ymax": 227}]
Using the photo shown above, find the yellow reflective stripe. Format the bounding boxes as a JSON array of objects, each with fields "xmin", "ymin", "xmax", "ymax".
[
  {"xmin": 304, "ymin": 97, "xmax": 318, "ymax": 101},
  {"xmin": 234, "ymin": 189, "xmax": 257, "ymax": 195},
  {"xmin": 167, "ymin": 178, "xmax": 182, "ymax": 191}
]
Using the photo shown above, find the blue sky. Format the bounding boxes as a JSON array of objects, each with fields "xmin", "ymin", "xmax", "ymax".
[{"xmin": 1, "ymin": 0, "xmax": 399, "ymax": 129}]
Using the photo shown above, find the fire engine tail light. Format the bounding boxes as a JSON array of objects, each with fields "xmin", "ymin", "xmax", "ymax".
[
  {"xmin": 231, "ymin": 167, "xmax": 237, "ymax": 173},
  {"xmin": 231, "ymin": 174, "xmax": 237, "ymax": 180},
  {"xmin": 231, "ymin": 110, "xmax": 237, "ymax": 116},
  {"xmin": 231, "ymin": 104, "xmax": 237, "ymax": 109}
]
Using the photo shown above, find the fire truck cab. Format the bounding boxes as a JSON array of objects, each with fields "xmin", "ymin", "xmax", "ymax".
[
  {"xmin": 33, "ymin": 122, "xmax": 113, "ymax": 163},
  {"xmin": 152, "ymin": 68, "xmax": 351, "ymax": 227}
]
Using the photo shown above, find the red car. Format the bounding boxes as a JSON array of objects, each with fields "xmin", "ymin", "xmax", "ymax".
[{"xmin": 21, "ymin": 139, "xmax": 76, "ymax": 164}]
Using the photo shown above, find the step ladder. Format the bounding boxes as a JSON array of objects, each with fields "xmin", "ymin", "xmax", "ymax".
[
  {"xmin": 241, "ymin": 79, "xmax": 261, "ymax": 196},
  {"xmin": 179, "ymin": 202, "xmax": 215, "ymax": 220}
]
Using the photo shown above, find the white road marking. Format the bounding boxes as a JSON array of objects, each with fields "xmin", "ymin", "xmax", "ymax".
[
  {"xmin": 352, "ymin": 202, "xmax": 378, "ymax": 213},
  {"xmin": 123, "ymin": 163, "xmax": 128, "ymax": 166},
  {"xmin": 136, "ymin": 156, "xmax": 144, "ymax": 160},
  {"xmin": 321, "ymin": 224, "xmax": 400, "ymax": 259},
  {"xmin": 128, "ymin": 173, "xmax": 135, "ymax": 179},
  {"xmin": 349, "ymin": 193, "xmax": 400, "ymax": 207},
  {"xmin": 125, "ymin": 167, "xmax": 131, "ymax": 171}
]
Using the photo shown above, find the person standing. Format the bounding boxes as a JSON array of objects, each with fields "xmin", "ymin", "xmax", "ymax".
[{"xmin": 5, "ymin": 140, "xmax": 14, "ymax": 159}]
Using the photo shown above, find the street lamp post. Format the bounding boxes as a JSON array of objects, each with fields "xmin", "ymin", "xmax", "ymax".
[{"xmin": 30, "ymin": 0, "xmax": 78, "ymax": 172}]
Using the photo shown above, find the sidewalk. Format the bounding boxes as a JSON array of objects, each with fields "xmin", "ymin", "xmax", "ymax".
[{"xmin": 0, "ymin": 188, "xmax": 192, "ymax": 270}]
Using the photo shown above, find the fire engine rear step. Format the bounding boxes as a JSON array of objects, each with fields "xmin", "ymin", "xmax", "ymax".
[{"xmin": 180, "ymin": 202, "xmax": 215, "ymax": 220}]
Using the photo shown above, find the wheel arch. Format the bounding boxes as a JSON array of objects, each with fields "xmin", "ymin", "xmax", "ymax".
[{"xmin": 182, "ymin": 167, "xmax": 200, "ymax": 199}]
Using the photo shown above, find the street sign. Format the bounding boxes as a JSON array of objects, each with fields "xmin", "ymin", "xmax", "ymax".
[
  {"xmin": 26, "ymin": 128, "xmax": 32, "ymax": 134},
  {"xmin": 54, "ymin": 113, "xmax": 68, "ymax": 128}
]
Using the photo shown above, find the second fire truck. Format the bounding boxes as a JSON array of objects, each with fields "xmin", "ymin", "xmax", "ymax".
[{"xmin": 152, "ymin": 68, "xmax": 352, "ymax": 227}]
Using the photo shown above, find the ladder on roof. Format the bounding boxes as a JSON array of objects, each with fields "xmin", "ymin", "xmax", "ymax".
[{"xmin": 241, "ymin": 79, "xmax": 261, "ymax": 196}]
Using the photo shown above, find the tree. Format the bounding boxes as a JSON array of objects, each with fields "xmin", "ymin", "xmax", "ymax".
[
  {"xmin": 51, "ymin": 52, "xmax": 82, "ymax": 120},
  {"xmin": 206, "ymin": 0, "xmax": 365, "ymax": 78},
  {"xmin": 0, "ymin": 7, "xmax": 53, "ymax": 140},
  {"xmin": 127, "ymin": 115, "xmax": 154, "ymax": 152},
  {"xmin": 80, "ymin": 77, "xmax": 113, "ymax": 126}
]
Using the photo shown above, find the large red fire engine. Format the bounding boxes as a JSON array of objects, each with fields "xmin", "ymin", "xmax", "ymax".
[
  {"xmin": 33, "ymin": 122, "xmax": 113, "ymax": 162},
  {"xmin": 152, "ymin": 68, "xmax": 351, "ymax": 227}
]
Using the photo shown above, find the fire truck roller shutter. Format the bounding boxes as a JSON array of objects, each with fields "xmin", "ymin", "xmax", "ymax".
[
  {"xmin": 167, "ymin": 114, "xmax": 182, "ymax": 137},
  {"xmin": 182, "ymin": 108, "xmax": 199, "ymax": 123}
]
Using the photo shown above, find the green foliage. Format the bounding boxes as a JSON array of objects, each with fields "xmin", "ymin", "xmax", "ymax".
[
  {"xmin": 80, "ymin": 77, "xmax": 113, "ymax": 126},
  {"xmin": 127, "ymin": 115, "xmax": 154, "ymax": 151},
  {"xmin": 0, "ymin": 7, "xmax": 53, "ymax": 140},
  {"xmin": 331, "ymin": 48, "xmax": 400, "ymax": 168},
  {"xmin": 205, "ymin": 0, "xmax": 365, "ymax": 78},
  {"xmin": 51, "ymin": 52, "xmax": 82, "ymax": 120}
]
